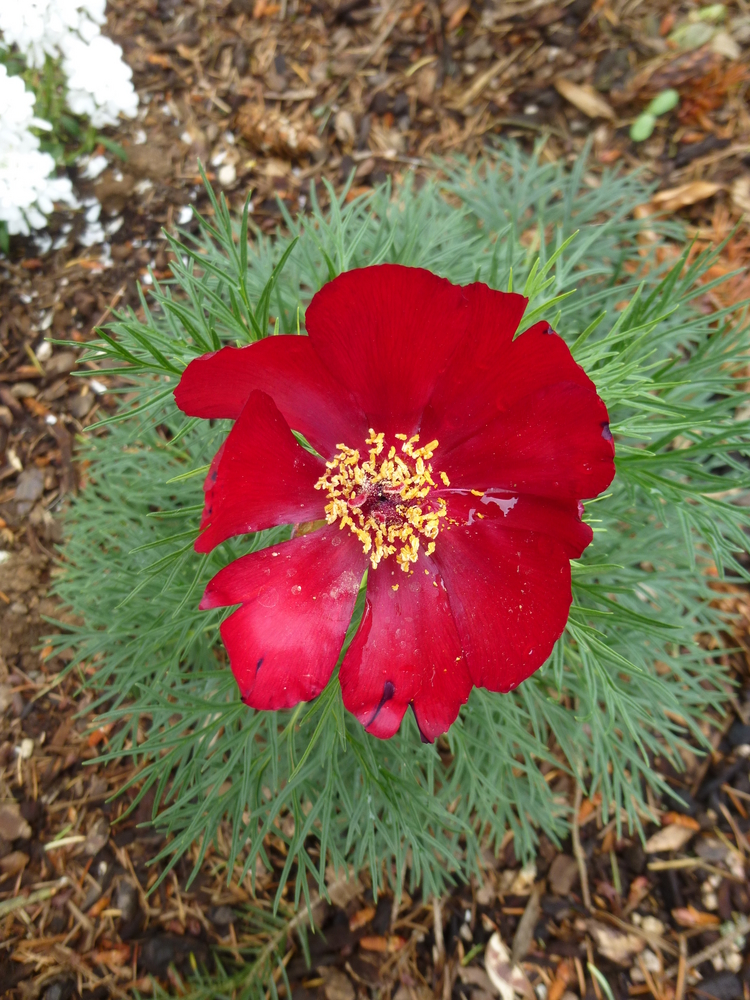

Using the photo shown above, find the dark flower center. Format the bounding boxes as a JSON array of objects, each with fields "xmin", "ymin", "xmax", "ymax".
[{"xmin": 314, "ymin": 430, "xmax": 448, "ymax": 571}]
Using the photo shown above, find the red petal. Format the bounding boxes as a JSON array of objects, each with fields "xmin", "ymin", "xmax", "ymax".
[
  {"xmin": 433, "ymin": 522, "xmax": 573, "ymax": 692},
  {"xmin": 201, "ymin": 441, "xmax": 225, "ymax": 530},
  {"xmin": 196, "ymin": 390, "xmax": 325, "ymax": 553},
  {"xmin": 174, "ymin": 336, "xmax": 367, "ymax": 458},
  {"xmin": 422, "ymin": 322, "xmax": 596, "ymax": 450},
  {"xmin": 339, "ymin": 555, "xmax": 472, "ymax": 741},
  {"xmin": 443, "ymin": 491, "xmax": 593, "ymax": 560},
  {"xmin": 422, "ymin": 282, "xmax": 528, "ymax": 449},
  {"xmin": 203, "ymin": 526, "xmax": 366, "ymax": 710},
  {"xmin": 305, "ymin": 265, "xmax": 472, "ymax": 440},
  {"xmin": 441, "ymin": 382, "xmax": 615, "ymax": 500}
]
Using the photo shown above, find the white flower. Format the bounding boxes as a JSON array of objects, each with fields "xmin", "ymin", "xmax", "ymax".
[
  {"xmin": 0, "ymin": 0, "xmax": 137, "ymax": 125},
  {"xmin": 0, "ymin": 65, "xmax": 77, "ymax": 235},
  {"xmin": 0, "ymin": 0, "xmax": 106, "ymax": 69},
  {"xmin": 61, "ymin": 33, "xmax": 138, "ymax": 127}
]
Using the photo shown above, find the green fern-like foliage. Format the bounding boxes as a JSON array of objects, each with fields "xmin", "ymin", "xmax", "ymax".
[{"xmin": 51, "ymin": 146, "xmax": 750, "ymax": 921}]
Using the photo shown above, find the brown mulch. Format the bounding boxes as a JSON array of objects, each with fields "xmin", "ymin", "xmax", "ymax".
[{"xmin": 2, "ymin": 0, "xmax": 750, "ymax": 997}]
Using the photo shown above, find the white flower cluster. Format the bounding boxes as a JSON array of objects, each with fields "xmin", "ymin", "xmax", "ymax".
[
  {"xmin": 0, "ymin": 65, "xmax": 77, "ymax": 235},
  {"xmin": 0, "ymin": 0, "xmax": 138, "ymax": 127},
  {"xmin": 0, "ymin": 1, "xmax": 138, "ymax": 239}
]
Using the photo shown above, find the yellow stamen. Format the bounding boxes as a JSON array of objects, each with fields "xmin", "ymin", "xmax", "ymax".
[{"xmin": 314, "ymin": 430, "xmax": 447, "ymax": 572}]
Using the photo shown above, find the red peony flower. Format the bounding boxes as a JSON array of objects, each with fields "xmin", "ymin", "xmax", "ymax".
[{"xmin": 175, "ymin": 264, "xmax": 615, "ymax": 741}]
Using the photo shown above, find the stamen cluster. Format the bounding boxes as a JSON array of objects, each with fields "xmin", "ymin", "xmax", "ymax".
[{"xmin": 315, "ymin": 430, "xmax": 448, "ymax": 572}]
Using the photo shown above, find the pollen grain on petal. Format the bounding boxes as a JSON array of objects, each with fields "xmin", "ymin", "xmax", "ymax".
[{"xmin": 314, "ymin": 429, "xmax": 447, "ymax": 572}]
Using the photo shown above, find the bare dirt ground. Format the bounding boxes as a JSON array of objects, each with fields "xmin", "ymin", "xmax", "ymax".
[{"xmin": 2, "ymin": 1, "xmax": 750, "ymax": 997}]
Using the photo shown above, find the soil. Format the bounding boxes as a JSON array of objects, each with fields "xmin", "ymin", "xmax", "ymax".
[{"xmin": 2, "ymin": 0, "xmax": 750, "ymax": 997}]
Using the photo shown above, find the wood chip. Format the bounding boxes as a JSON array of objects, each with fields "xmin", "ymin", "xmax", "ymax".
[
  {"xmin": 671, "ymin": 904, "xmax": 721, "ymax": 928},
  {"xmin": 318, "ymin": 967, "xmax": 355, "ymax": 1000},
  {"xmin": 359, "ymin": 934, "xmax": 406, "ymax": 952},
  {"xmin": 348, "ymin": 905, "xmax": 376, "ymax": 931},
  {"xmin": 661, "ymin": 812, "xmax": 701, "ymax": 830},
  {"xmin": 554, "ymin": 77, "xmax": 615, "ymax": 119},
  {"xmin": 644, "ymin": 822, "xmax": 696, "ymax": 853},
  {"xmin": 650, "ymin": 181, "xmax": 721, "ymax": 213}
]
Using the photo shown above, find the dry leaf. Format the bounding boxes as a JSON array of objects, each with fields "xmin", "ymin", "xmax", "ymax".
[
  {"xmin": 548, "ymin": 854, "xmax": 579, "ymax": 896},
  {"xmin": 672, "ymin": 905, "xmax": 721, "ymax": 928},
  {"xmin": 644, "ymin": 822, "xmax": 696, "ymax": 853},
  {"xmin": 485, "ymin": 932, "xmax": 535, "ymax": 1000},
  {"xmin": 554, "ymin": 77, "xmax": 615, "ymax": 119},
  {"xmin": 588, "ymin": 921, "xmax": 645, "ymax": 966},
  {"xmin": 577, "ymin": 792, "xmax": 602, "ymax": 823},
  {"xmin": 509, "ymin": 862, "xmax": 537, "ymax": 896},
  {"xmin": 650, "ymin": 181, "xmax": 721, "ymax": 213},
  {"xmin": 731, "ymin": 176, "xmax": 750, "ymax": 215}
]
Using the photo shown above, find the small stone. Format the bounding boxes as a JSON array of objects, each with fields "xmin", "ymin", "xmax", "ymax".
[
  {"xmin": 15, "ymin": 466, "xmax": 45, "ymax": 516},
  {"xmin": 18, "ymin": 738, "xmax": 33, "ymax": 759},
  {"xmin": 0, "ymin": 850, "xmax": 29, "ymax": 875},
  {"xmin": 728, "ymin": 721, "xmax": 750, "ymax": 747},
  {"xmin": 114, "ymin": 879, "xmax": 139, "ymax": 922},
  {"xmin": 696, "ymin": 836, "xmax": 729, "ymax": 864},
  {"xmin": 640, "ymin": 915, "xmax": 665, "ymax": 939},
  {"xmin": 44, "ymin": 980, "xmax": 75, "ymax": 1000},
  {"xmin": 209, "ymin": 904, "xmax": 235, "ymax": 927},
  {"xmin": 696, "ymin": 972, "xmax": 742, "ymax": 1000},
  {"xmin": 725, "ymin": 951, "xmax": 742, "ymax": 973},
  {"xmin": 0, "ymin": 803, "xmax": 32, "ymax": 841},
  {"xmin": 67, "ymin": 390, "xmax": 94, "ymax": 420},
  {"xmin": 334, "ymin": 109, "xmax": 356, "ymax": 146},
  {"xmin": 549, "ymin": 854, "xmax": 579, "ymax": 896},
  {"xmin": 393, "ymin": 92, "xmax": 409, "ymax": 117},
  {"xmin": 217, "ymin": 163, "xmax": 237, "ymax": 187},
  {"xmin": 370, "ymin": 91, "xmax": 391, "ymax": 114},
  {"xmin": 638, "ymin": 948, "xmax": 660, "ymax": 972},
  {"xmin": 10, "ymin": 382, "xmax": 38, "ymax": 399},
  {"xmin": 83, "ymin": 816, "xmax": 110, "ymax": 855},
  {"xmin": 9, "ymin": 602, "xmax": 28, "ymax": 615},
  {"xmin": 45, "ymin": 351, "xmax": 78, "ymax": 378}
]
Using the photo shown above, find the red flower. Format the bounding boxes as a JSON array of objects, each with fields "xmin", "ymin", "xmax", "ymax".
[{"xmin": 175, "ymin": 265, "xmax": 615, "ymax": 741}]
